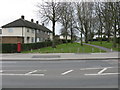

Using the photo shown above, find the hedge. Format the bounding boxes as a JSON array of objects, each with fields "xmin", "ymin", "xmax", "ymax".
[
  {"xmin": 2, "ymin": 43, "xmax": 17, "ymax": 53},
  {"xmin": 22, "ymin": 41, "xmax": 52, "ymax": 51},
  {"xmin": 2, "ymin": 40, "xmax": 73, "ymax": 53},
  {"xmin": 116, "ymin": 37, "xmax": 120, "ymax": 44},
  {"xmin": 2, "ymin": 41, "xmax": 52, "ymax": 53}
]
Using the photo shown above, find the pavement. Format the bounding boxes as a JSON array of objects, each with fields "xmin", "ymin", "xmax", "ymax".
[{"xmin": 1, "ymin": 52, "xmax": 119, "ymax": 61}]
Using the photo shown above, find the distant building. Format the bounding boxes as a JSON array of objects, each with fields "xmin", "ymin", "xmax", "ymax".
[
  {"xmin": 59, "ymin": 35, "xmax": 71, "ymax": 40},
  {"xmin": 1, "ymin": 15, "xmax": 52, "ymax": 44},
  {"xmin": 0, "ymin": 29, "xmax": 1, "ymax": 33}
]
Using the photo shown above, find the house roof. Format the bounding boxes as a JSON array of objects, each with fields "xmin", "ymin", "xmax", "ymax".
[{"xmin": 2, "ymin": 18, "xmax": 52, "ymax": 33}]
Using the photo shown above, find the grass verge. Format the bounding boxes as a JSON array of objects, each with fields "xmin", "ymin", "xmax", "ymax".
[
  {"xmin": 88, "ymin": 41, "xmax": 120, "ymax": 51},
  {"xmin": 22, "ymin": 43, "xmax": 106, "ymax": 53}
]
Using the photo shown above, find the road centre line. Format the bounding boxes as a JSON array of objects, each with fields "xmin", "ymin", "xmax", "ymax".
[
  {"xmin": 0, "ymin": 61, "xmax": 17, "ymax": 63},
  {"xmin": 85, "ymin": 73, "xmax": 120, "ymax": 76},
  {"xmin": 98, "ymin": 68, "xmax": 107, "ymax": 74},
  {"xmin": 61, "ymin": 70, "xmax": 73, "ymax": 75},
  {"xmin": 80, "ymin": 67, "xmax": 114, "ymax": 70},
  {"xmin": 25, "ymin": 70, "xmax": 38, "ymax": 75},
  {"xmin": 0, "ymin": 73, "xmax": 44, "ymax": 76},
  {"xmin": 0, "ymin": 70, "xmax": 47, "ymax": 71}
]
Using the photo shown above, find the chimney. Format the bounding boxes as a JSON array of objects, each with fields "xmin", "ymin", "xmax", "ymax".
[
  {"xmin": 31, "ymin": 19, "xmax": 34, "ymax": 22},
  {"xmin": 42, "ymin": 23, "xmax": 44, "ymax": 26},
  {"xmin": 21, "ymin": 15, "xmax": 24, "ymax": 19},
  {"xmin": 36, "ymin": 21, "xmax": 39, "ymax": 24}
]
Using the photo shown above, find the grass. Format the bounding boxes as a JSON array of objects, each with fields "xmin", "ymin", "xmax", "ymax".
[
  {"xmin": 22, "ymin": 43, "xmax": 106, "ymax": 53},
  {"xmin": 88, "ymin": 41, "xmax": 120, "ymax": 51}
]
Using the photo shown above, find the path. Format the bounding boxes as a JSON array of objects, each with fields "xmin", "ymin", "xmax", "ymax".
[{"xmin": 83, "ymin": 43, "xmax": 115, "ymax": 52}]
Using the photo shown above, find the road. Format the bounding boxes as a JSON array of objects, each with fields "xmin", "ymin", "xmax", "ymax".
[{"xmin": 1, "ymin": 59, "xmax": 119, "ymax": 88}]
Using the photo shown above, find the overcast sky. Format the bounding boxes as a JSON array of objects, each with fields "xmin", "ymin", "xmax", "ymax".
[
  {"xmin": 0, "ymin": 0, "xmax": 117, "ymax": 35},
  {"xmin": 0, "ymin": 0, "xmax": 61, "ymax": 35}
]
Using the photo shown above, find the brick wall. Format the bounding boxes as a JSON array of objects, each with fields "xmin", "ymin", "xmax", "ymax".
[{"xmin": 1, "ymin": 36, "xmax": 23, "ymax": 44}]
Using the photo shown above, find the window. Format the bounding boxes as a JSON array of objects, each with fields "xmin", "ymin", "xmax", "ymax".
[
  {"xmin": 27, "ymin": 29, "xmax": 29, "ymax": 32},
  {"xmin": 32, "ymin": 29, "xmax": 34, "ymax": 33},
  {"xmin": 37, "ymin": 38, "xmax": 39, "ymax": 42},
  {"xmin": 8, "ymin": 28, "xmax": 13, "ymax": 33},
  {"xmin": 27, "ymin": 37, "xmax": 30, "ymax": 43},
  {"xmin": 40, "ymin": 30, "xmax": 43, "ymax": 33},
  {"xmin": 31, "ymin": 37, "xmax": 34, "ymax": 43},
  {"xmin": 48, "ymin": 32, "xmax": 50, "ymax": 35},
  {"xmin": 39, "ymin": 38, "xmax": 41, "ymax": 41},
  {"xmin": 37, "ymin": 30, "xmax": 39, "ymax": 33}
]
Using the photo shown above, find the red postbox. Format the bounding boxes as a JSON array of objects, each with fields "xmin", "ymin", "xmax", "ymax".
[{"xmin": 17, "ymin": 42, "xmax": 21, "ymax": 53}]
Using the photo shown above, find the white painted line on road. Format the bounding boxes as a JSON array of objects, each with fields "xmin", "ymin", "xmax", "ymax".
[
  {"xmin": 85, "ymin": 73, "xmax": 120, "ymax": 76},
  {"xmin": 0, "ymin": 61, "xmax": 17, "ymax": 63},
  {"xmin": 61, "ymin": 70, "xmax": 73, "ymax": 75},
  {"xmin": 0, "ymin": 73, "xmax": 44, "ymax": 76},
  {"xmin": 25, "ymin": 70, "xmax": 38, "ymax": 75},
  {"xmin": 98, "ymin": 68, "xmax": 107, "ymax": 74},
  {"xmin": 80, "ymin": 67, "xmax": 114, "ymax": 70},
  {"xmin": 38, "ymin": 70, "xmax": 47, "ymax": 71}
]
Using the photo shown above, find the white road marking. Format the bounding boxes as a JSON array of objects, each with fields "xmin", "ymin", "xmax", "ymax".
[
  {"xmin": 0, "ymin": 70, "xmax": 3, "ymax": 72},
  {"xmin": 80, "ymin": 67, "xmax": 115, "ymax": 70},
  {"xmin": 85, "ymin": 73, "xmax": 120, "ymax": 76},
  {"xmin": 84, "ymin": 67, "xmax": 119, "ymax": 76},
  {"xmin": 0, "ymin": 73, "xmax": 44, "ymax": 76},
  {"xmin": 0, "ymin": 61, "xmax": 17, "ymax": 63},
  {"xmin": 25, "ymin": 70, "xmax": 38, "ymax": 75},
  {"xmin": 98, "ymin": 68, "xmax": 107, "ymax": 74},
  {"xmin": 0, "ymin": 70, "xmax": 47, "ymax": 71},
  {"xmin": 61, "ymin": 70, "xmax": 73, "ymax": 75}
]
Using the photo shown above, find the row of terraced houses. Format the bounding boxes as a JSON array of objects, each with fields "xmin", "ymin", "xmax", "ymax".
[{"xmin": 0, "ymin": 15, "xmax": 53, "ymax": 44}]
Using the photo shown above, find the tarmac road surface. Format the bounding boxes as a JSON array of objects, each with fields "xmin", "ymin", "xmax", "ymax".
[{"xmin": 1, "ymin": 59, "xmax": 119, "ymax": 88}]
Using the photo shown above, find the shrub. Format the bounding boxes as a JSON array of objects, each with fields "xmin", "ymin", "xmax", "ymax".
[
  {"xmin": 21, "ymin": 41, "xmax": 52, "ymax": 51},
  {"xmin": 60, "ymin": 39, "xmax": 71, "ymax": 43},
  {"xmin": 2, "ymin": 43, "xmax": 17, "ymax": 53},
  {"xmin": 2, "ymin": 41, "xmax": 52, "ymax": 53},
  {"xmin": 116, "ymin": 37, "xmax": 120, "ymax": 44}
]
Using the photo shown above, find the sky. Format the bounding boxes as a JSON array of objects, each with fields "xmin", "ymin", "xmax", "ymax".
[
  {"xmin": 0, "ymin": 0, "xmax": 117, "ymax": 35},
  {"xmin": 0, "ymin": 0, "xmax": 61, "ymax": 35}
]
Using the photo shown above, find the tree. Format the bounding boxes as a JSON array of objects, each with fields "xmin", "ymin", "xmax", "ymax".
[
  {"xmin": 37, "ymin": 1, "xmax": 62, "ymax": 48},
  {"xmin": 59, "ymin": 2, "xmax": 71, "ymax": 43},
  {"xmin": 59, "ymin": 2, "xmax": 76, "ymax": 43},
  {"xmin": 111, "ymin": 2, "xmax": 119, "ymax": 48}
]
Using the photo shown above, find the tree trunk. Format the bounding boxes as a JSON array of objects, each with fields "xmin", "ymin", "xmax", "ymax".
[
  {"xmin": 70, "ymin": 22, "xmax": 73, "ymax": 43},
  {"xmin": 52, "ymin": 20, "xmax": 56, "ymax": 48},
  {"xmin": 100, "ymin": 27, "xmax": 102, "ymax": 44},
  {"xmin": 85, "ymin": 31, "xmax": 88, "ymax": 43},
  {"xmin": 81, "ymin": 29, "xmax": 83, "ymax": 46},
  {"xmin": 65, "ymin": 26, "xmax": 68, "ymax": 43},
  {"xmin": 113, "ymin": 24, "xmax": 117, "ymax": 48}
]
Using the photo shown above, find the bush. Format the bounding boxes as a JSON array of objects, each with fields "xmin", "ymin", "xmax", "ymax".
[
  {"xmin": 22, "ymin": 41, "xmax": 52, "ymax": 51},
  {"xmin": 116, "ymin": 37, "xmax": 120, "ymax": 44},
  {"xmin": 60, "ymin": 39, "xmax": 71, "ymax": 43},
  {"xmin": 2, "ymin": 41, "xmax": 52, "ymax": 53},
  {"xmin": 2, "ymin": 43, "xmax": 17, "ymax": 53}
]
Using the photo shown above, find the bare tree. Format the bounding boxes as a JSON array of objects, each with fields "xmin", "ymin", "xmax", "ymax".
[
  {"xmin": 37, "ymin": 1, "xmax": 62, "ymax": 48},
  {"xmin": 75, "ymin": 2, "xmax": 84, "ymax": 46},
  {"xmin": 58, "ymin": 2, "xmax": 71, "ymax": 43}
]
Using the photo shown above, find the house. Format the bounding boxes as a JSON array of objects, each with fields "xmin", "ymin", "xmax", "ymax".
[
  {"xmin": 1, "ymin": 15, "xmax": 52, "ymax": 44},
  {"xmin": 0, "ymin": 29, "xmax": 2, "ymax": 34},
  {"xmin": 59, "ymin": 35, "xmax": 71, "ymax": 40}
]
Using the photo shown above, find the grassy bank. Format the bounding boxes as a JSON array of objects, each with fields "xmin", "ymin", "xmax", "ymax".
[
  {"xmin": 89, "ymin": 41, "xmax": 120, "ymax": 51},
  {"xmin": 22, "ymin": 43, "xmax": 106, "ymax": 53}
]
